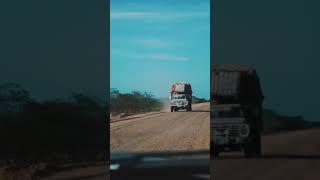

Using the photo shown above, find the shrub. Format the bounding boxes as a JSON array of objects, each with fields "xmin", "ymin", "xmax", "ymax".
[{"xmin": 110, "ymin": 88, "xmax": 162, "ymax": 116}]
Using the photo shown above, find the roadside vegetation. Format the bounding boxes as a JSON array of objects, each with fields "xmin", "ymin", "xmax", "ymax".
[
  {"xmin": 110, "ymin": 88, "xmax": 162, "ymax": 120},
  {"xmin": 192, "ymin": 96, "xmax": 209, "ymax": 104},
  {"xmin": 262, "ymin": 109, "xmax": 320, "ymax": 134},
  {"xmin": 0, "ymin": 82, "xmax": 107, "ymax": 179}
]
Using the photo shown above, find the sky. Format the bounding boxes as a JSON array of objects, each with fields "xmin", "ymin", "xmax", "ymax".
[
  {"xmin": 0, "ymin": 0, "xmax": 108, "ymax": 101},
  {"xmin": 1, "ymin": 0, "xmax": 320, "ymax": 121},
  {"xmin": 214, "ymin": 0, "xmax": 320, "ymax": 121},
  {"xmin": 110, "ymin": 0, "xmax": 210, "ymax": 99}
]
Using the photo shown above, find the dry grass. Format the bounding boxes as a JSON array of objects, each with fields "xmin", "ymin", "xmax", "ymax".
[
  {"xmin": 110, "ymin": 112, "xmax": 129, "ymax": 122},
  {"xmin": 0, "ymin": 167, "xmax": 37, "ymax": 180},
  {"xmin": 0, "ymin": 161, "xmax": 106, "ymax": 180}
]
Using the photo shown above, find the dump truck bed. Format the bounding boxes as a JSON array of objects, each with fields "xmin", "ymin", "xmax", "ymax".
[{"xmin": 210, "ymin": 64, "xmax": 263, "ymax": 105}]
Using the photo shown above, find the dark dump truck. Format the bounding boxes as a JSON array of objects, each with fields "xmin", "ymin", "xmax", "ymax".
[{"xmin": 210, "ymin": 64, "xmax": 264, "ymax": 157}]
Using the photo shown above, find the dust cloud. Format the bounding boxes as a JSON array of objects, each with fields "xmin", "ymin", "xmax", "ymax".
[{"xmin": 161, "ymin": 100, "xmax": 171, "ymax": 112}]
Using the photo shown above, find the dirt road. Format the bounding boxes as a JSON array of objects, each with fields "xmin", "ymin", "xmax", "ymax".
[
  {"xmin": 44, "ymin": 109, "xmax": 320, "ymax": 179},
  {"xmin": 212, "ymin": 128, "xmax": 320, "ymax": 180},
  {"xmin": 111, "ymin": 102, "xmax": 210, "ymax": 152}
]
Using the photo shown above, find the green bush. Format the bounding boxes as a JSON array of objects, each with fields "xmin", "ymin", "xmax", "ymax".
[
  {"xmin": 110, "ymin": 88, "xmax": 162, "ymax": 116},
  {"xmin": 262, "ymin": 109, "xmax": 320, "ymax": 134},
  {"xmin": 192, "ymin": 96, "xmax": 209, "ymax": 104},
  {"xmin": 0, "ymin": 90, "xmax": 108, "ymax": 164}
]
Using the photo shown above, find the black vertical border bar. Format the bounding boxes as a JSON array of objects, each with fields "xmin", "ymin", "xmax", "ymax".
[
  {"xmin": 106, "ymin": 0, "xmax": 110, "ymax": 179},
  {"xmin": 210, "ymin": 0, "xmax": 214, "ymax": 179},
  {"xmin": 210, "ymin": 0, "xmax": 213, "ymax": 158}
]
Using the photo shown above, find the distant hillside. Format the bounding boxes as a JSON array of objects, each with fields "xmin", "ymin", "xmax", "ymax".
[{"xmin": 262, "ymin": 109, "xmax": 320, "ymax": 134}]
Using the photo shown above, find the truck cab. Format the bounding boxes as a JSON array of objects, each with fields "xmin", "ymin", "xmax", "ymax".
[
  {"xmin": 212, "ymin": 104, "xmax": 249, "ymax": 145},
  {"xmin": 169, "ymin": 82, "xmax": 192, "ymax": 112},
  {"xmin": 211, "ymin": 103, "xmax": 262, "ymax": 158},
  {"xmin": 170, "ymin": 94, "xmax": 190, "ymax": 112}
]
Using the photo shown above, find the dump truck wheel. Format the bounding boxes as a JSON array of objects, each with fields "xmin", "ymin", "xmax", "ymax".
[
  {"xmin": 212, "ymin": 150, "xmax": 219, "ymax": 158},
  {"xmin": 244, "ymin": 145, "xmax": 254, "ymax": 158},
  {"xmin": 254, "ymin": 134, "xmax": 262, "ymax": 157},
  {"xmin": 212, "ymin": 144, "xmax": 220, "ymax": 158},
  {"xmin": 244, "ymin": 133, "xmax": 261, "ymax": 158}
]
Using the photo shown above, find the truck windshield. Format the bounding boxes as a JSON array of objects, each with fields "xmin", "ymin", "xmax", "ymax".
[{"xmin": 173, "ymin": 94, "xmax": 186, "ymax": 99}]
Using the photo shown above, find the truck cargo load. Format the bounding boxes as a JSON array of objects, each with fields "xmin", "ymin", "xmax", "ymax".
[
  {"xmin": 211, "ymin": 64, "xmax": 264, "ymax": 105},
  {"xmin": 170, "ymin": 82, "xmax": 192, "ymax": 94}
]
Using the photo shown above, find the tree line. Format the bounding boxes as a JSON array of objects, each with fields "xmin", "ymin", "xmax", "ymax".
[
  {"xmin": 192, "ymin": 96, "xmax": 209, "ymax": 104},
  {"xmin": 262, "ymin": 109, "xmax": 320, "ymax": 134},
  {"xmin": 0, "ymin": 82, "xmax": 108, "ymax": 166},
  {"xmin": 110, "ymin": 88, "xmax": 162, "ymax": 116}
]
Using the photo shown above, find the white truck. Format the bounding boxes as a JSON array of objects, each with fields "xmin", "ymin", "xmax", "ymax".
[
  {"xmin": 211, "ymin": 64, "xmax": 264, "ymax": 158},
  {"xmin": 169, "ymin": 82, "xmax": 192, "ymax": 112}
]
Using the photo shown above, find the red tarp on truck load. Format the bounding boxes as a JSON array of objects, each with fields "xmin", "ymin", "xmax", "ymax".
[{"xmin": 171, "ymin": 83, "xmax": 192, "ymax": 94}]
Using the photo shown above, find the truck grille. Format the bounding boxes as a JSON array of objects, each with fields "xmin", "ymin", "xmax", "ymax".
[{"xmin": 212, "ymin": 124, "xmax": 240, "ymax": 137}]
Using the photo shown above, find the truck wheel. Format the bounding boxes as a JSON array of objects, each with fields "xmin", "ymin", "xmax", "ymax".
[
  {"xmin": 244, "ymin": 134, "xmax": 261, "ymax": 158},
  {"xmin": 211, "ymin": 143, "xmax": 220, "ymax": 158},
  {"xmin": 212, "ymin": 147, "xmax": 220, "ymax": 158},
  {"xmin": 187, "ymin": 105, "xmax": 192, "ymax": 112},
  {"xmin": 170, "ymin": 107, "xmax": 173, "ymax": 112},
  {"xmin": 254, "ymin": 135, "xmax": 262, "ymax": 157},
  {"xmin": 244, "ymin": 137, "xmax": 254, "ymax": 158},
  {"xmin": 255, "ymin": 143, "xmax": 262, "ymax": 157},
  {"xmin": 244, "ymin": 145, "xmax": 253, "ymax": 158},
  {"xmin": 212, "ymin": 150, "xmax": 219, "ymax": 158}
]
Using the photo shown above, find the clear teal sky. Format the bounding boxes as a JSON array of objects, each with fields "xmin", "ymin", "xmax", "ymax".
[
  {"xmin": 110, "ymin": 0, "xmax": 210, "ymax": 99},
  {"xmin": 214, "ymin": 0, "xmax": 320, "ymax": 121}
]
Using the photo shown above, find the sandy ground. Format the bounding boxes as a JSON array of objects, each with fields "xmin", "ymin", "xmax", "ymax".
[
  {"xmin": 111, "ymin": 102, "xmax": 210, "ymax": 152},
  {"xmin": 212, "ymin": 128, "xmax": 320, "ymax": 180},
  {"xmin": 41, "ymin": 128, "xmax": 320, "ymax": 180},
  {"xmin": 24, "ymin": 104, "xmax": 320, "ymax": 180}
]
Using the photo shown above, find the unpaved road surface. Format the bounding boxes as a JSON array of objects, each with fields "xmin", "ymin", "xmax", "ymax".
[
  {"xmin": 44, "ymin": 111, "xmax": 320, "ymax": 180},
  {"xmin": 212, "ymin": 128, "xmax": 320, "ymax": 180},
  {"xmin": 111, "ymin": 102, "xmax": 210, "ymax": 152}
]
